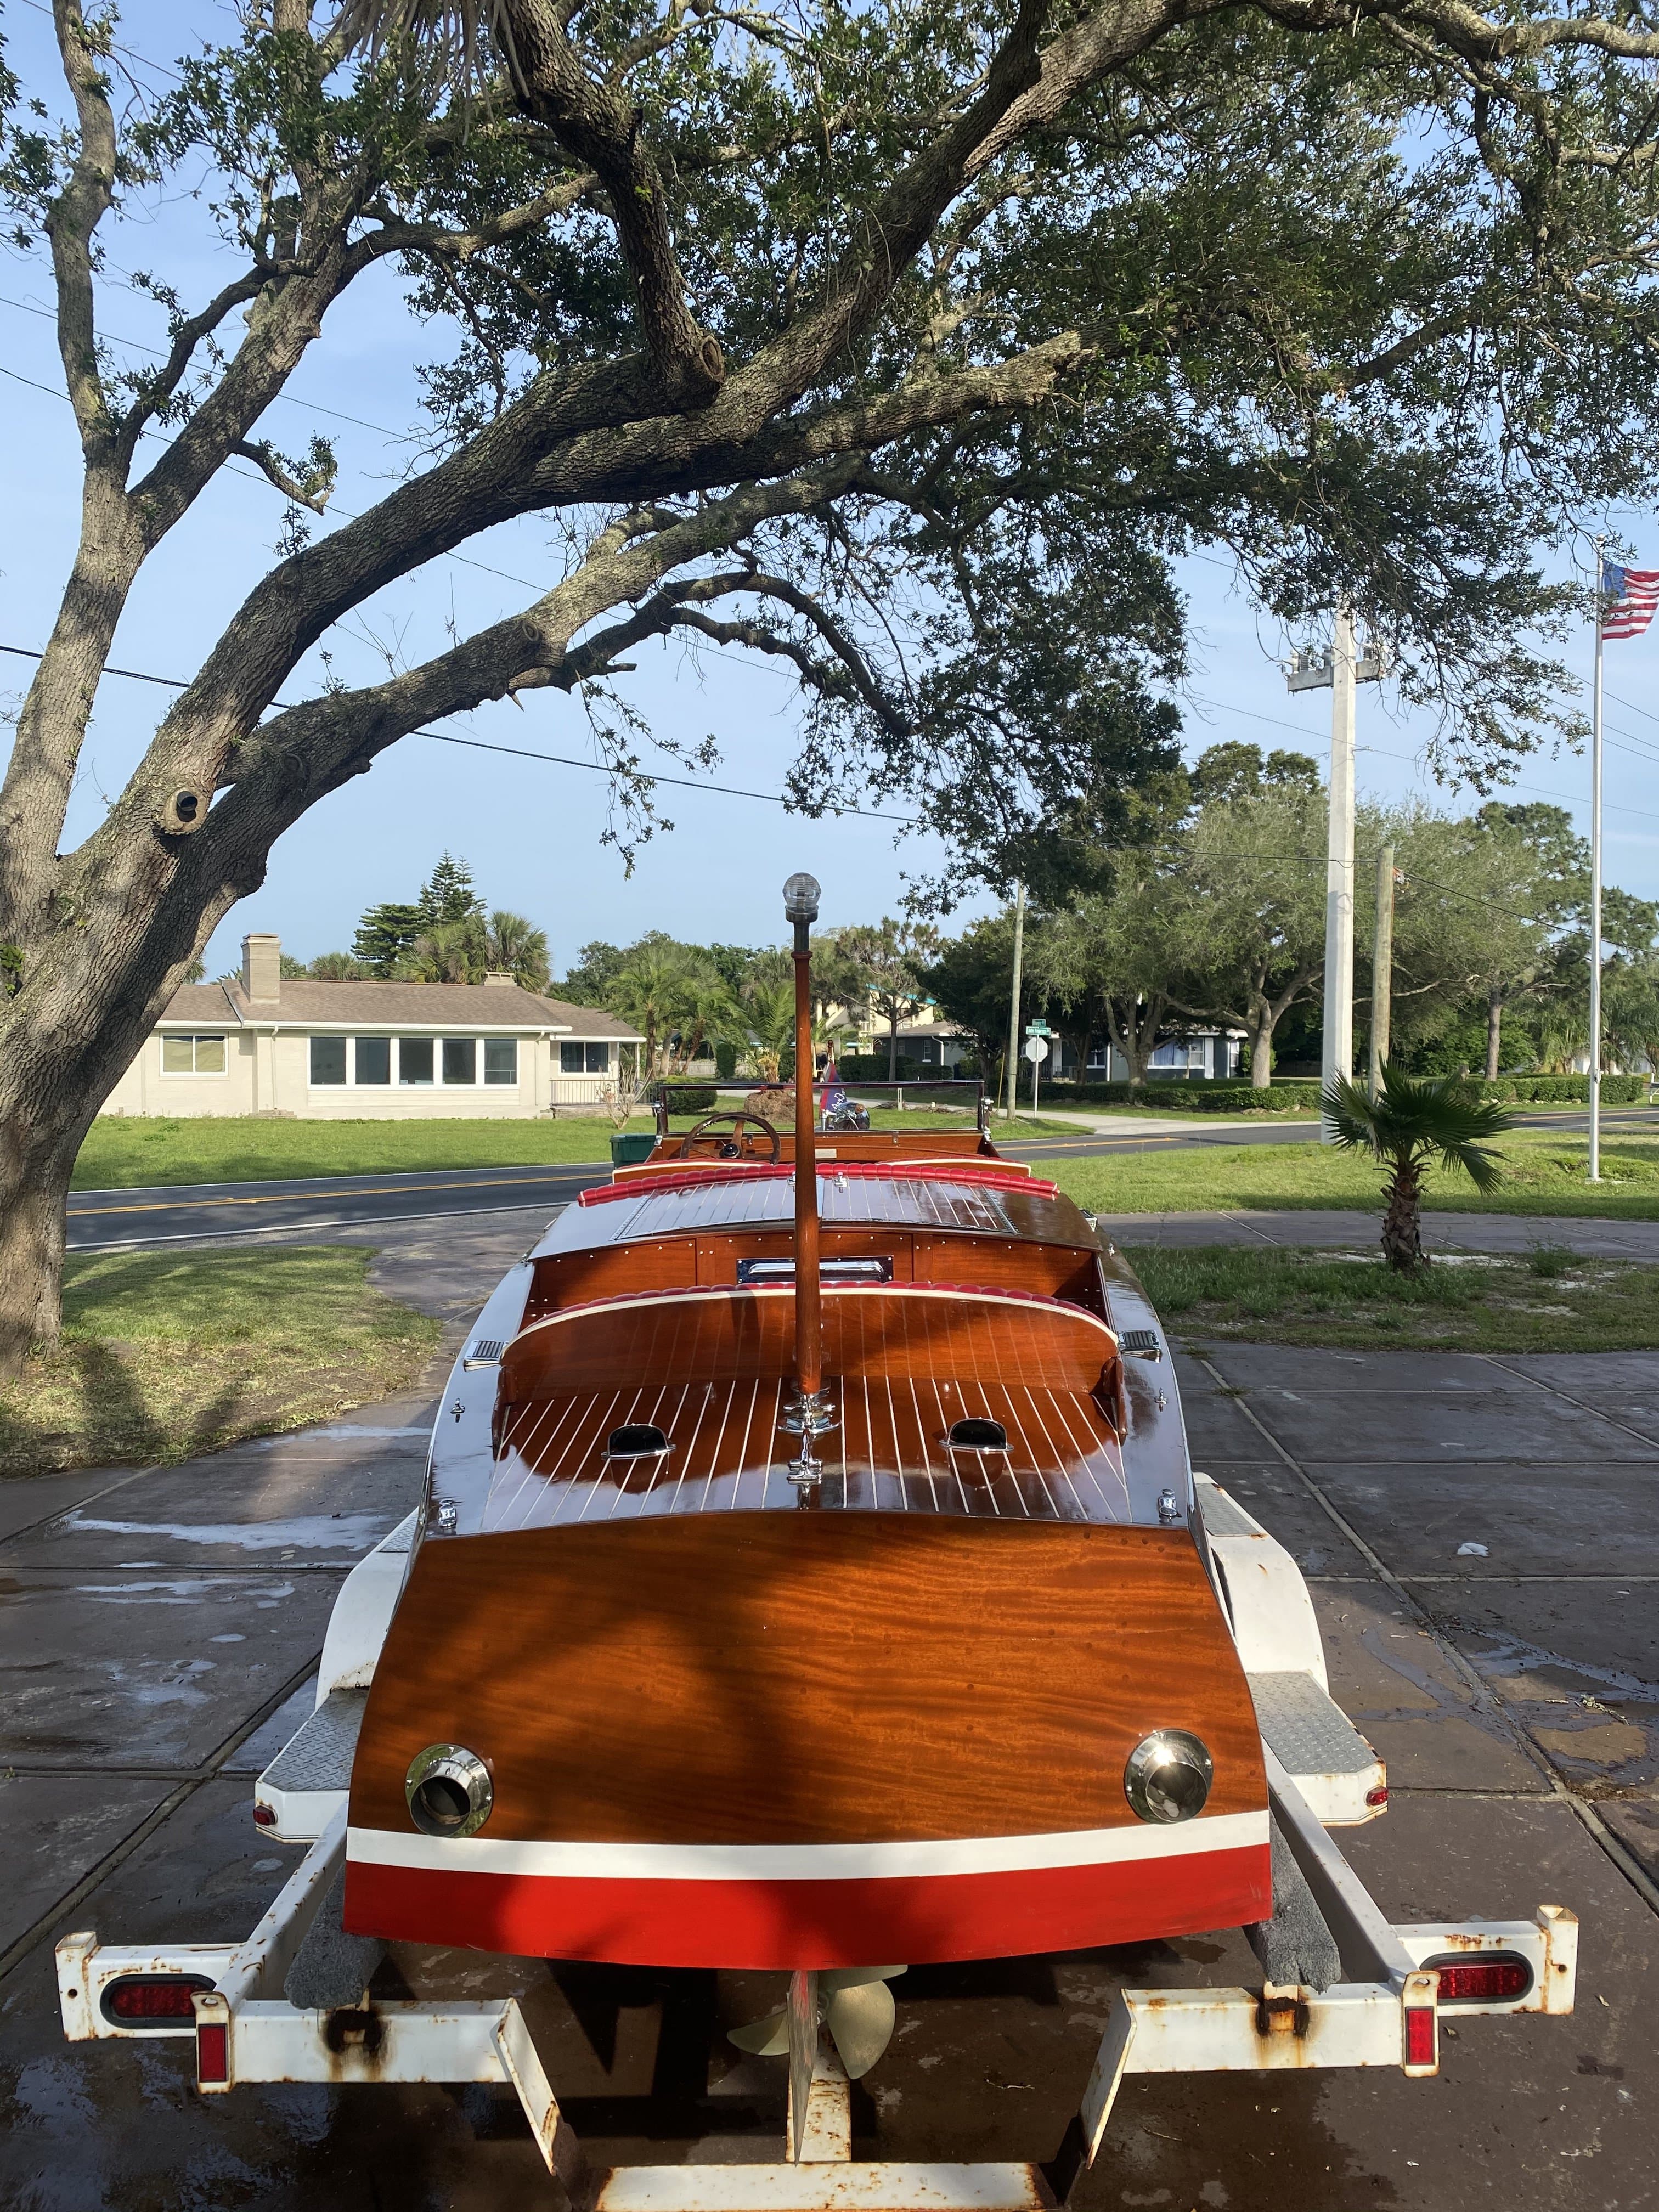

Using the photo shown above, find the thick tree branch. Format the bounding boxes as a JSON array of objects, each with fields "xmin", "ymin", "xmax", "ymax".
[
  {"xmin": 45, "ymin": 0, "xmax": 118, "ymax": 453},
  {"xmin": 498, "ymin": 0, "xmax": 726, "ymax": 405}
]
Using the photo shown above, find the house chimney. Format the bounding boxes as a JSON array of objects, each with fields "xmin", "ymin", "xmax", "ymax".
[
  {"xmin": 242, "ymin": 933, "xmax": 281, "ymax": 1003},
  {"xmin": 483, "ymin": 970, "xmax": 516, "ymax": 987}
]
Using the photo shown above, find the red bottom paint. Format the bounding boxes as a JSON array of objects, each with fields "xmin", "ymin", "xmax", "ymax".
[{"xmin": 343, "ymin": 1847, "xmax": 1271, "ymax": 1968}]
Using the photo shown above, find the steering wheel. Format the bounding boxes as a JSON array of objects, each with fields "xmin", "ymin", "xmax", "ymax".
[{"xmin": 676, "ymin": 1111, "xmax": 782, "ymax": 1163}]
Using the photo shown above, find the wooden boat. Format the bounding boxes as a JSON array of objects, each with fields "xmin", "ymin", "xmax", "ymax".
[{"xmin": 341, "ymin": 877, "xmax": 1272, "ymax": 1985}]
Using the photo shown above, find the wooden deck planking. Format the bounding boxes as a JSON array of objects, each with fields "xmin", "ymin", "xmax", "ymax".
[{"xmin": 486, "ymin": 1374, "xmax": 1127, "ymax": 1531}]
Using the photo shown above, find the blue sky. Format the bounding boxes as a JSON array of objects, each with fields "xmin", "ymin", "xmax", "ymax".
[{"xmin": 3, "ymin": 0, "xmax": 1656, "ymax": 980}]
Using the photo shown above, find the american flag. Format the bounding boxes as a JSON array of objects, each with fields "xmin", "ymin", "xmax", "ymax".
[{"xmin": 1601, "ymin": 560, "xmax": 1659, "ymax": 640}]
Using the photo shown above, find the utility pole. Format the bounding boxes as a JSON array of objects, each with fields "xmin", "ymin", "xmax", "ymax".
[
  {"xmin": 1286, "ymin": 609, "xmax": 1388, "ymax": 1138},
  {"xmin": 1589, "ymin": 540, "xmax": 1605, "ymax": 1184},
  {"xmin": 1003, "ymin": 880, "xmax": 1026, "ymax": 1120},
  {"xmin": 1368, "ymin": 844, "xmax": 1396, "ymax": 1101}
]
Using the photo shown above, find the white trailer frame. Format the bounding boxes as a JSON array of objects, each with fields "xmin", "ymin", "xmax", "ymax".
[{"xmin": 55, "ymin": 1475, "xmax": 1579, "ymax": 2209}]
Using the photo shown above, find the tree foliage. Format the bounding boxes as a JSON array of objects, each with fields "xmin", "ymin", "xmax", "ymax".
[{"xmin": 5, "ymin": 0, "xmax": 1659, "ymax": 1361}]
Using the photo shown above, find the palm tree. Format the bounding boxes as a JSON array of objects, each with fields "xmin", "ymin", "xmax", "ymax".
[
  {"xmin": 1323, "ymin": 1065, "xmax": 1516, "ymax": 1271},
  {"xmin": 607, "ymin": 938, "xmax": 697, "ymax": 1077},
  {"xmin": 486, "ymin": 910, "xmax": 550, "ymax": 990},
  {"xmin": 401, "ymin": 917, "xmax": 484, "ymax": 983}
]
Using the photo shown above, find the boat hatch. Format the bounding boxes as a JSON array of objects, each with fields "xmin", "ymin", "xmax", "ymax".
[
  {"xmin": 605, "ymin": 1424, "xmax": 672, "ymax": 1459},
  {"xmin": 946, "ymin": 1417, "xmax": 1009, "ymax": 1452},
  {"xmin": 737, "ymin": 1255, "xmax": 894, "ymax": 1286}
]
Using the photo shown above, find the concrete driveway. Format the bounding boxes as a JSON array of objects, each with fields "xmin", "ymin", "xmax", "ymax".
[{"xmin": 1, "ymin": 1217, "xmax": 1654, "ymax": 2209}]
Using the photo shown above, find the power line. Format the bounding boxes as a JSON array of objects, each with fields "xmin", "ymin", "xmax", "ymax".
[
  {"xmin": 0, "ymin": 291, "xmax": 407, "ymax": 442},
  {"xmin": 0, "ymin": 359, "xmax": 560, "ymax": 601},
  {"xmin": 0, "ymin": 641, "xmax": 922, "ymax": 824}
]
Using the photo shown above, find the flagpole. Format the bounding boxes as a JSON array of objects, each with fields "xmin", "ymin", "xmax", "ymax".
[{"xmin": 1589, "ymin": 539, "xmax": 1604, "ymax": 1185}]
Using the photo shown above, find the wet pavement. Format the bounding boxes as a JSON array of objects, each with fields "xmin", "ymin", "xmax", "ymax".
[{"xmin": 1, "ymin": 1212, "xmax": 1655, "ymax": 2208}]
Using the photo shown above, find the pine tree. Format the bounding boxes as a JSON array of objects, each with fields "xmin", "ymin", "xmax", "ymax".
[
  {"xmin": 417, "ymin": 854, "xmax": 483, "ymax": 928},
  {"xmin": 352, "ymin": 902, "xmax": 423, "ymax": 977}
]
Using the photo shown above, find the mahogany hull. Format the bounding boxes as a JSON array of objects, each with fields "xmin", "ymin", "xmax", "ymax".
[{"xmin": 343, "ymin": 1511, "xmax": 1269, "ymax": 1966}]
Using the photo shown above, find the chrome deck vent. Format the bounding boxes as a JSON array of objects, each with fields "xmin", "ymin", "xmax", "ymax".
[
  {"xmin": 463, "ymin": 1339, "xmax": 505, "ymax": 1369},
  {"xmin": 1120, "ymin": 1329, "xmax": 1162, "ymax": 1359}
]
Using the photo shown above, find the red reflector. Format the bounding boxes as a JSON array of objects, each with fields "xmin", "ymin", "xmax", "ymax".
[
  {"xmin": 252, "ymin": 1803, "xmax": 277, "ymax": 1826},
  {"xmin": 106, "ymin": 1978, "xmax": 206, "ymax": 2021},
  {"xmin": 197, "ymin": 2021, "xmax": 229, "ymax": 2085},
  {"xmin": 1432, "ymin": 1957, "xmax": 1532, "ymax": 2004},
  {"xmin": 1403, "ymin": 2004, "xmax": 1437, "ymax": 2068},
  {"xmin": 1365, "ymin": 1785, "xmax": 1389, "ymax": 1808}
]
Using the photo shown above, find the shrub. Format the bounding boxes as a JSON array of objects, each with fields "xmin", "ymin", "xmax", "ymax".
[
  {"xmin": 839, "ymin": 1053, "xmax": 936, "ymax": 1082},
  {"xmin": 1447, "ymin": 1074, "xmax": 1644, "ymax": 1105},
  {"xmin": 1047, "ymin": 1079, "xmax": 1321, "ymax": 1114},
  {"xmin": 650, "ymin": 1082, "xmax": 718, "ymax": 1114}
]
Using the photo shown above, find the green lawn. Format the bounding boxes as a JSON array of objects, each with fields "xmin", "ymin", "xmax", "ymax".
[
  {"xmin": 1128, "ymin": 1243, "xmax": 1659, "ymax": 1353},
  {"xmin": 0, "ymin": 1247, "xmax": 441, "ymax": 1475},
  {"xmin": 1051, "ymin": 1129, "xmax": 1659, "ymax": 1219},
  {"xmin": 74, "ymin": 1114, "xmax": 637, "ymax": 1187},
  {"xmin": 74, "ymin": 1108, "xmax": 1085, "ymax": 1188}
]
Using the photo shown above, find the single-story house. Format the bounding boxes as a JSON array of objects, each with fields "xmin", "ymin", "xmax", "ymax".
[
  {"xmin": 101, "ymin": 933, "xmax": 643, "ymax": 1119},
  {"xmin": 1073, "ymin": 1028, "xmax": 1246, "ymax": 1081}
]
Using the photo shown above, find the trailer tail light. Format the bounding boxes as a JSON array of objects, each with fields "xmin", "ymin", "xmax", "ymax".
[
  {"xmin": 252, "ymin": 1803, "xmax": 277, "ymax": 1827},
  {"xmin": 1401, "ymin": 1972, "xmax": 1438, "ymax": 2075},
  {"xmin": 196, "ymin": 2021, "xmax": 229, "ymax": 2085},
  {"xmin": 1420, "ymin": 1953, "xmax": 1534, "ymax": 2006},
  {"xmin": 1365, "ymin": 1784, "xmax": 1389, "ymax": 1809},
  {"xmin": 101, "ymin": 1974, "xmax": 213, "ymax": 2026}
]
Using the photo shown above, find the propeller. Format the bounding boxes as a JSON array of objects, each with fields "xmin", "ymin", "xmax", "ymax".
[{"xmin": 729, "ymin": 1965, "xmax": 906, "ymax": 2080}]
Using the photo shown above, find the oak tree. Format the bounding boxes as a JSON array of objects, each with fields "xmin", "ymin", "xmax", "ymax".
[{"xmin": 3, "ymin": 0, "xmax": 1659, "ymax": 1364}]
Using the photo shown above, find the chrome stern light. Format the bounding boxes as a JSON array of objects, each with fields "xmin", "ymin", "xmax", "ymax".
[
  {"xmin": 405, "ymin": 1744, "xmax": 494, "ymax": 1837},
  {"xmin": 1124, "ymin": 1729, "xmax": 1214, "ymax": 1824}
]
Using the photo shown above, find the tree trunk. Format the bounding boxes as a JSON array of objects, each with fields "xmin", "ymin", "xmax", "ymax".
[
  {"xmin": 1380, "ymin": 1157, "xmax": 1424, "ymax": 1271},
  {"xmin": 1485, "ymin": 989, "xmax": 1503, "ymax": 1081},
  {"xmin": 0, "ymin": 1147, "xmax": 78, "ymax": 1370},
  {"xmin": 888, "ymin": 1006, "xmax": 899, "ymax": 1080},
  {"xmin": 1249, "ymin": 1022, "xmax": 1273, "ymax": 1088}
]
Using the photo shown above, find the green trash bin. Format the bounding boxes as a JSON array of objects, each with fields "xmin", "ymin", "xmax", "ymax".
[{"xmin": 610, "ymin": 1132, "xmax": 656, "ymax": 1166}]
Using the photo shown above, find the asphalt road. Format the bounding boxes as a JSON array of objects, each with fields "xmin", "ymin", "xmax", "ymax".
[
  {"xmin": 64, "ymin": 1105, "xmax": 1659, "ymax": 1251},
  {"xmin": 1, "ymin": 1210, "xmax": 1652, "ymax": 2210},
  {"xmin": 64, "ymin": 1141, "xmax": 1315, "ymax": 1250}
]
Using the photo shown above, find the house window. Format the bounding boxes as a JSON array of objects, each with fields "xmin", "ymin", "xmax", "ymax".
[
  {"xmin": 161, "ymin": 1034, "xmax": 227, "ymax": 1076},
  {"xmin": 442, "ymin": 1037, "xmax": 477, "ymax": 1086},
  {"xmin": 354, "ymin": 1037, "xmax": 391, "ymax": 1085},
  {"xmin": 310, "ymin": 1036, "xmax": 348, "ymax": 1085},
  {"xmin": 561, "ymin": 1041, "xmax": 610, "ymax": 1074},
  {"xmin": 399, "ymin": 1038, "xmax": 435, "ymax": 1085},
  {"xmin": 484, "ymin": 1038, "xmax": 518, "ymax": 1085}
]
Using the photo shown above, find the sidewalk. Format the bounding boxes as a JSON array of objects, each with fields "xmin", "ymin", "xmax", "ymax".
[
  {"xmin": 1097, "ymin": 1207, "xmax": 1659, "ymax": 1258},
  {"xmin": 1015, "ymin": 1108, "xmax": 1319, "ymax": 1137}
]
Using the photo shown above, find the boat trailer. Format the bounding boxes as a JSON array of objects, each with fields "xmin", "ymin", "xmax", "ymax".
[{"xmin": 55, "ymin": 1476, "xmax": 1578, "ymax": 2208}]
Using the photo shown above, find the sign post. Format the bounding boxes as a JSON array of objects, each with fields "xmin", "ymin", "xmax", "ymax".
[{"xmin": 1024, "ymin": 1031, "xmax": 1049, "ymax": 1122}]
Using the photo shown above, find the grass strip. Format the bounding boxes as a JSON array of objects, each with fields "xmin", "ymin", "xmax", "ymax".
[
  {"xmin": 1052, "ymin": 1129, "xmax": 1659, "ymax": 1220},
  {"xmin": 72, "ymin": 1114, "xmax": 641, "ymax": 1187},
  {"xmin": 1127, "ymin": 1242, "xmax": 1659, "ymax": 1352},
  {"xmin": 73, "ymin": 1108, "xmax": 1086, "ymax": 1189},
  {"xmin": 0, "ymin": 1247, "xmax": 442, "ymax": 1476}
]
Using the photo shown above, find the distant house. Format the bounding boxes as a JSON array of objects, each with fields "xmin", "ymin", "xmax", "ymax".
[
  {"xmin": 1074, "ymin": 1028, "xmax": 1245, "ymax": 1081},
  {"xmin": 101, "ymin": 933, "xmax": 642, "ymax": 1119}
]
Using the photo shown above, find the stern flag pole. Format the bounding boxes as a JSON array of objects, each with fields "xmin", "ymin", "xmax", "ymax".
[
  {"xmin": 1590, "ymin": 540, "xmax": 1605, "ymax": 1186},
  {"xmin": 782, "ymin": 872, "xmax": 834, "ymax": 1486}
]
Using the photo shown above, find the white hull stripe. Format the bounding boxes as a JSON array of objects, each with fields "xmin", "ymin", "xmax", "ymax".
[{"xmin": 348, "ymin": 1810, "xmax": 1267, "ymax": 1881}]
